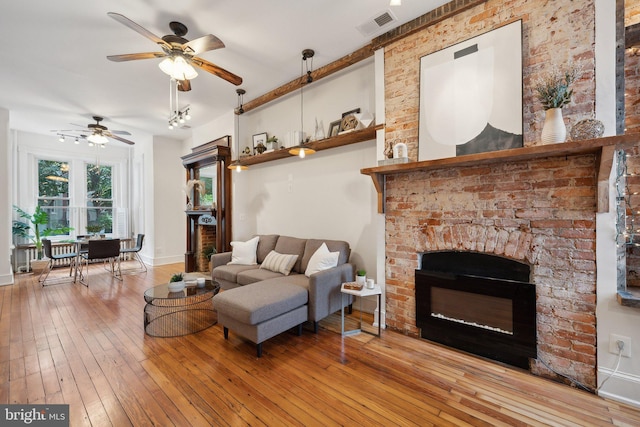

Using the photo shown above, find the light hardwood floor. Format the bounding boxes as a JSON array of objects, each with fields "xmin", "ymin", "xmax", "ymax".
[{"xmin": 1, "ymin": 262, "xmax": 640, "ymax": 426}]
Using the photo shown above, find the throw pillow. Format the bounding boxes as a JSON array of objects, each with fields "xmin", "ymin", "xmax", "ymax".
[
  {"xmin": 260, "ymin": 250, "xmax": 298, "ymax": 275},
  {"xmin": 305, "ymin": 242, "xmax": 339, "ymax": 277},
  {"xmin": 228, "ymin": 236, "xmax": 260, "ymax": 265}
]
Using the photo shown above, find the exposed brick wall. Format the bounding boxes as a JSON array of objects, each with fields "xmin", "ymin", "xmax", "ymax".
[
  {"xmin": 385, "ymin": 154, "xmax": 598, "ymax": 388},
  {"xmin": 382, "ymin": 0, "xmax": 603, "ymax": 389},
  {"xmin": 385, "ymin": 0, "xmax": 596, "ymax": 161},
  {"xmin": 196, "ymin": 225, "xmax": 216, "ymax": 272}
]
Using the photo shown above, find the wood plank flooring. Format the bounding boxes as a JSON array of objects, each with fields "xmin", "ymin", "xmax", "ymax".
[{"xmin": 1, "ymin": 262, "xmax": 640, "ymax": 426}]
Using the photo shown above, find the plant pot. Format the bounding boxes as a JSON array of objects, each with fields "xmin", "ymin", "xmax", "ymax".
[
  {"xmin": 30, "ymin": 259, "xmax": 49, "ymax": 274},
  {"xmin": 541, "ymin": 108, "xmax": 566, "ymax": 144},
  {"xmin": 168, "ymin": 281, "xmax": 186, "ymax": 292},
  {"xmin": 355, "ymin": 275, "xmax": 366, "ymax": 286}
]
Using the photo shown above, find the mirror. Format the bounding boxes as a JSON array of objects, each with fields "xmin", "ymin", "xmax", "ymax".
[{"xmin": 197, "ymin": 164, "xmax": 217, "ymax": 209}]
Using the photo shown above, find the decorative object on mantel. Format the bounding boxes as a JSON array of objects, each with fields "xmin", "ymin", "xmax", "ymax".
[
  {"xmin": 289, "ymin": 49, "xmax": 317, "ymax": 159},
  {"xmin": 534, "ymin": 61, "xmax": 582, "ymax": 144},
  {"xmin": 184, "ymin": 178, "xmax": 205, "ymax": 209},
  {"xmin": 378, "ymin": 139, "xmax": 410, "ymax": 166},
  {"xmin": 228, "ymin": 88, "xmax": 248, "ymax": 172},
  {"xmin": 570, "ymin": 118, "xmax": 605, "ymax": 141}
]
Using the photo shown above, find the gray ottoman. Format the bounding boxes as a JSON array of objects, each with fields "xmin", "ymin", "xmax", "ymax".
[{"xmin": 212, "ymin": 282, "xmax": 308, "ymax": 357}]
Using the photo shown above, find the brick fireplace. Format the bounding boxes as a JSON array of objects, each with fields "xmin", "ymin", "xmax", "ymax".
[{"xmin": 368, "ymin": 139, "xmax": 636, "ymax": 391}]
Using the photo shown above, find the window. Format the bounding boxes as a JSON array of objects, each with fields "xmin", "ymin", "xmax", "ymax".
[
  {"xmin": 86, "ymin": 163, "xmax": 113, "ymax": 234},
  {"xmin": 37, "ymin": 160, "xmax": 71, "ymax": 233}
]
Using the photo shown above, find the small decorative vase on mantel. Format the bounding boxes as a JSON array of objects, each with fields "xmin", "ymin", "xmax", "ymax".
[{"xmin": 541, "ymin": 107, "xmax": 566, "ymax": 144}]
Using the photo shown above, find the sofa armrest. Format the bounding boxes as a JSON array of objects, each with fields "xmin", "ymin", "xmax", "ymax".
[
  {"xmin": 308, "ymin": 263, "xmax": 355, "ymax": 322},
  {"xmin": 210, "ymin": 251, "xmax": 232, "ymax": 271}
]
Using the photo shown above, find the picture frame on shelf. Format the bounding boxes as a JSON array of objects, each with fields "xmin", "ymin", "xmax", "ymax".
[
  {"xmin": 328, "ymin": 120, "xmax": 342, "ymax": 137},
  {"xmin": 341, "ymin": 108, "xmax": 361, "ymax": 118},
  {"xmin": 252, "ymin": 132, "xmax": 268, "ymax": 154}
]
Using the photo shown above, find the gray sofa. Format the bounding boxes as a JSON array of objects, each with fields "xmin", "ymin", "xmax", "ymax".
[{"xmin": 210, "ymin": 234, "xmax": 354, "ymax": 333}]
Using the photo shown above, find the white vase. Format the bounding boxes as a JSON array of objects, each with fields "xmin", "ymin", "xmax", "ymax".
[{"xmin": 541, "ymin": 108, "xmax": 566, "ymax": 144}]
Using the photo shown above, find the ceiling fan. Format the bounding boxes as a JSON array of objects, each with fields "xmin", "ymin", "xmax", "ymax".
[
  {"xmin": 51, "ymin": 116, "xmax": 135, "ymax": 146},
  {"xmin": 106, "ymin": 12, "xmax": 243, "ymax": 91}
]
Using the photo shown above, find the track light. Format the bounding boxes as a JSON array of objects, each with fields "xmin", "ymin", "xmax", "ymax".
[
  {"xmin": 58, "ymin": 135, "xmax": 65, "ymax": 142},
  {"xmin": 74, "ymin": 137, "xmax": 80, "ymax": 144}
]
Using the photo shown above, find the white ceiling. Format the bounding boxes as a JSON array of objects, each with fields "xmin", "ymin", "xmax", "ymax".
[{"xmin": 0, "ymin": 0, "xmax": 447, "ymax": 144}]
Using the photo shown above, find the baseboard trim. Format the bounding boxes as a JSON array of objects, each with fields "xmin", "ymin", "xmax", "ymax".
[{"xmin": 597, "ymin": 368, "xmax": 640, "ymax": 408}]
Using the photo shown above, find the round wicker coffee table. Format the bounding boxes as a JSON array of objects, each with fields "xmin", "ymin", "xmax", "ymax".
[{"xmin": 143, "ymin": 279, "xmax": 220, "ymax": 337}]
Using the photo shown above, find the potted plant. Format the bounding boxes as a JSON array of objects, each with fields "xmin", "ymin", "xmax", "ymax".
[
  {"xmin": 533, "ymin": 62, "xmax": 582, "ymax": 144},
  {"xmin": 356, "ymin": 269, "xmax": 366, "ymax": 285},
  {"xmin": 168, "ymin": 272, "xmax": 186, "ymax": 292},
  {"xmin": 266, "ymin": 135, "xmax": 279, "ymax": 150},
  {"xmin": 12, "ymin": 205, "xmax": 73, "ymax": 272}
]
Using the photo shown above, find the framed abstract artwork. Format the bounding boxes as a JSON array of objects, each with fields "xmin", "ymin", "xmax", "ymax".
[{"xmin": 418, "ymin": 20, "xmax": 523, "ymax": 161}]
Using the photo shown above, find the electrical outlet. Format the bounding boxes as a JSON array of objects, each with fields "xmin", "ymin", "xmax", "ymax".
[{"xmin": 609, "ymin": 334, "xmax": 632, "ymax": 357}]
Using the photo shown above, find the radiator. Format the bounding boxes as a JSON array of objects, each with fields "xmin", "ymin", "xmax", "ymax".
[{"xmin": 22, "ymin": 240, "xmax": 133, "ymax": 272}]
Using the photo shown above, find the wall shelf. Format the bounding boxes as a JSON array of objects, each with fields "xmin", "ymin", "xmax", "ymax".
[{"xmin": 240, "ymin": 125, "xmax": 381, "ymax": 167}]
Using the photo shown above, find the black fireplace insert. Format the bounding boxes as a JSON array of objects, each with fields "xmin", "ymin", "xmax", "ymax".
[{"xmin": 415, "ymin": 251, "xmax": 536, "ymax": 369}]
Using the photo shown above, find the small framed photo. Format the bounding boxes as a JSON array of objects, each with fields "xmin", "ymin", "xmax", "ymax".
[
  {"xmin": 328, "ymin": 120, "xmax": 342, "ymax": 137},
  {"xmin": 252, "ymin": 132, "xmax": 267, "ymax": 151},
  {"xmin": 341, "ymin": 108, "xmax": 361, "ymax": 118}
]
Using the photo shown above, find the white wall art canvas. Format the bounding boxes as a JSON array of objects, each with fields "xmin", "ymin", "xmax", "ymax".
[{"xmin": 418, "ymin": 20, "xmax": 523, "ymax": 160}]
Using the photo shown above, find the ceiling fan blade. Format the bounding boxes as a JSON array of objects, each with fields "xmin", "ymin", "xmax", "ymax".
[
  {"xmin": 191, "ymin": 57, "xmax": 242, "ymax": 86},
  {"xmin": 110, "ymin": 130, "xmax": 132, "ymax": 136},
  {"xmin": 107, "ymin": 12, "xmax": 171, "ymax": 50},
  {"xmin": 108, "ymin": 134, "xmax": 135, "ymax": 145},
  {"xmin": 177, "ymin": 79, "xmax": 192, "ymax": 92},
  {"xmin": 183, "ymin": 34, "xmax": 225, "ymax": 55},
  {"xmin": 107, "ymin": 52, "xmax": 167, "ymax": 62}
]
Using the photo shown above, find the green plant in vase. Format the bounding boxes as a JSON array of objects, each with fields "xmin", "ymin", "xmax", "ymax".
[{"xmin": 170, "ymin": 273, "xmax": 184, "ymax": 283}]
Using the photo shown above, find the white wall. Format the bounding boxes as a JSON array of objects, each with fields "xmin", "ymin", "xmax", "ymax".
[
  {"xmin": 0, "ymin": 108, "xmax": 12, "ymax": 286},
  {"xmin": 594, "ymin": 1, "xmax": 640, "ymax": 407},
  {"xmin": 186, "ymin": 60, "xmax": 381, "ymax": 313},
  {"xmin": 149, "ymin": 135, "xmax": 188, "ymax": 265}
]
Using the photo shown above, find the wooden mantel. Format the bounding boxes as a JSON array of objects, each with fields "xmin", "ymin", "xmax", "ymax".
[{"xmin": 361, "ymin": 134, "xmax": 639, "ymax": 214}]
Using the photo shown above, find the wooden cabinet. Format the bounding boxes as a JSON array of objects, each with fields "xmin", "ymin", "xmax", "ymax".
[{"xmin": 181, "ymin": 137, "xmax": 232, "ymax": 272}]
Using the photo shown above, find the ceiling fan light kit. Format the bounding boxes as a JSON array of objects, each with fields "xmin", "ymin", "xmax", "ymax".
[
  {"xmin": 51, "ymin": 116, "xmax": 135, "ymax": 146},
  {"xmin": 159, "ymin": 56, "xmax": 198, "ymax": 81},
  {"xmin": 106, "ymin": 12, "xmax": 242, "ymax": 95}
]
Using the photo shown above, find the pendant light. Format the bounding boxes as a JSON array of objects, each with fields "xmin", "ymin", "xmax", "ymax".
[
  {"xmin": 228, "ymin": 88, "xmax": 248, "ymax": 172},
  {"xmin": 289, "ymin": 49, "xmax": 316, "ymax": 158}
]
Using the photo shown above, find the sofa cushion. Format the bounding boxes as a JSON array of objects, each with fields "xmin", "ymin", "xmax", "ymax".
[
  {"xmin": 228, "ymin": 236, "xmax": 260, "ymax": 265},
  {"xmin": 237, "ymin": 268, "xmax": 294, "ymax": 286},
  {"xmin": 257, "ymin": 234, "xmax": 279, "ymax": 263},
  {"xmin": 213, "ymin": 282, "xmax": 308, "ymax": 325},
  {"xmin": 274, "ymin": 236, "xmax": 307, "ymax": 274},
  {"xmin": 213, "ymin": 263, "xmax": 259, "ymax": 284},
  {"xmin": 304, "ymin": 243, "xmax": 339, "ymax": 277},
  {"xmin": 260, "ymin": 250, "xmax": 298, "ymax": 275},
  {"xmin": 301, "ymin": 239, "xmax": 351, "ymax": 272}
]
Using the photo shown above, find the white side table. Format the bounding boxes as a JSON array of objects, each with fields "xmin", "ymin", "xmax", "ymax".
[{"xmin": 341, "ymin": 282, "xmax": 382, "ymax": 337}]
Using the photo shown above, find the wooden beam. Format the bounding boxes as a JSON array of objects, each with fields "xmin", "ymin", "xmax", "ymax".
[
  {"xmin": 371, "ymin": 0, "xmax": 488, "ymax": 50},
  {"xmin": 240, "ymin": 44, "xmax": 375, "ymax": 114}
]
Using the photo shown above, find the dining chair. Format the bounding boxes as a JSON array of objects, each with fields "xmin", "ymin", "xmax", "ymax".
[
  {"xmin": 39, "ymin": 239, "xmax": 77, "ymax": 286},
  {"xmin": 120, "ymin": 233, "xmax": 147, "ymax": 273},
  {"xmin": 77, "ymin": 239, "xmax": 122, "ymax": 286}
]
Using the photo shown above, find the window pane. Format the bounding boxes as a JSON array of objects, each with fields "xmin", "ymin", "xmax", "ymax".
[
  {"xmin": 87, "ymin": 164, "xmax": 112, "ymax": 199},
  {"xmin": 38, "ymin": 200, "xmax": 70, "ymax": 231},
  {"xmin": 86, "ymin": 163, "xmax": 113, "ymax": 234},
  {"xmin": 39, "ymin": 160, "xmax": 69, "ymax": 197}
]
